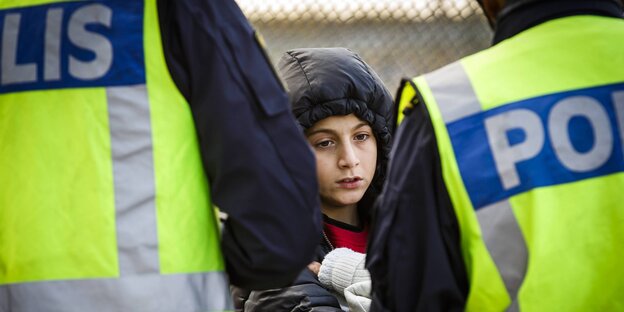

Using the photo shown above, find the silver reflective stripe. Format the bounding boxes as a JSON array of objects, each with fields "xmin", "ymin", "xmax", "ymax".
[
  {"xmin": 0, "ymin": 286, "xmax": 7, "ymax": 312},
  {"xmin": 426, "ymin": 62, "xmax": 528, "ymax": 308},
  {"xmin": 508, "ymin": 299, "xmax": 520, "ymax": 312},
  {"xmin": 476, "ymin": 200, "xmax": 528, "ymax": 310},
  {"xmin": 0, "ymin": 272, "xmax": 233, "ymax": 312},
  {"xmin": 106, "ymin": 85, "xmax": 159, "ymax": 275},
  {"xmin": 424, "ymin": 62, "xmax": 481, "ymax": 124}
]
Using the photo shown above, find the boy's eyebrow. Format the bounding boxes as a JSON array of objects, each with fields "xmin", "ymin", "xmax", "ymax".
[
  {"xmin": 305, "ymin": 128, "xmax": 335, "ymax": 136},
  {"xmin": 352, "ymin": 122, "xmax": 370, "ymax": 131},
  {"xmin": 306, "ymin": 122, "xmax": 370, "ymax": 136}
]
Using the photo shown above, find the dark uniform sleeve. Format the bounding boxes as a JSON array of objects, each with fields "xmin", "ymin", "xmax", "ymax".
[
  {"xmin": 157, "ymin": 0, "xmax": 322, "ymax": 289},
  {"xmin": 240, "ymin": 268, "xmax": 343, "ymax": 312},
  {"xmin": 231, "ymin": 241, "xmax": 342, "ymax": 311},
  {"xmin": 366, "ymin": 86, "xmax": 468, "ymax": 311}
]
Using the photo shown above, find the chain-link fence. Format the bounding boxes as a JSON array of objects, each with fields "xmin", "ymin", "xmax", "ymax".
[{"xmin": 236, "ymin": 0, "xmax": 493, "ymax": 95}]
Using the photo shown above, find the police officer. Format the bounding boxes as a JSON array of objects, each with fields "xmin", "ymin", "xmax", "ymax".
[
  {"xmin": 367, "ymin": 0, "xmax": 624, "ymax": 311},
  {"xmin": 0, "ymin": 0, "xmax": 321, "ymax": 311}
]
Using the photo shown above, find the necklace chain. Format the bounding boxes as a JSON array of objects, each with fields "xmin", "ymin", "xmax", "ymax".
[{"xmin": 322, "ymin": 230, "xmax": 334, "ymax": 250}]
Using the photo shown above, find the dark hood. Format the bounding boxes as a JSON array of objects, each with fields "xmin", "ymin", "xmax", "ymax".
[{"xmin": 277, "ymin": 47, "xmax": 394, "ymax": 216}]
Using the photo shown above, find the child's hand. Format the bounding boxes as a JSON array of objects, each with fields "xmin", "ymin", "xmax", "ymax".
[
  {"xmin": 318, "ymin": 248, "xmax": 369, "ymax": 293},
  {"xmin": 307, "ymin": 261, "xmax": 321, "ymax": 276}
]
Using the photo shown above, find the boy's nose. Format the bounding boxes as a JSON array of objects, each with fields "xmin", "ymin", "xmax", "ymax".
[{"xmin": 338, "ymin": 143, "xmax": 360, "ymax": 168}]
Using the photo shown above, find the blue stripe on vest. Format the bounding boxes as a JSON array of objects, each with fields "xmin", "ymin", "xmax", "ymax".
[
  {"xmin": 448, "ymin": 82, "xmax": 624, "ymax": 209},
  {"xmin": 0, "ymin": 1, "xmax": 144, "ymax": 94}
]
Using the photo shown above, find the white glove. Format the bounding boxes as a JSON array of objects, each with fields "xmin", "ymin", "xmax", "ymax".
[
  {"xmin": 318, "ymin": 248, "xmax": 370, "ymax": 294},
  {"xmin": 345, "ymin": 281, "xmax": 372, "ymax": 312}
]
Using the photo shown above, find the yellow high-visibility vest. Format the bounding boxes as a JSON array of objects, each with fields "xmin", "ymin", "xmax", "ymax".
[
  {"xmin": 0, "ymin": 1, "xmax": 230, "ymax": 310},
  {"xmin": 398, "ymin": 15, "xmax": 624, "ymax": 311}
]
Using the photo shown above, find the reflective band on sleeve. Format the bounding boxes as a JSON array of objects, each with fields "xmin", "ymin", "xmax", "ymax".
[
  {"xmin": 424, "ymin": 62, "xmax": 481, "ymax": 124},
  {"xmin": 106, "ymin": 84, "xmax": 159, "ymax": 275},
  {"xmin": 0, "ymin": 272, "xmax": 233, "ymax": 312},
  {"xmin": 476, "ymin": 200, "xmax": 528, "ymax": 307}
]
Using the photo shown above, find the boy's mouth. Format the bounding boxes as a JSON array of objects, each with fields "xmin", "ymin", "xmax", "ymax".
[
  {"xmin": 338, "ymin": 177, "xmax": 362, "ymax": 183},
  {"xmin": 336, "ymin": 177, "xmax": 363, "ymax": 189}
]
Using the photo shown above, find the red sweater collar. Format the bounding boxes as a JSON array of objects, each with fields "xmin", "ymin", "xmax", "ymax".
[{"xmin": 323, "ymin": 215, "xmax": 369, "ymax": 253}]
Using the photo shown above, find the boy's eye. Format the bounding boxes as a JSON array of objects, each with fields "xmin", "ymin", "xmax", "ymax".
[
  {"xmin": 316, "ymin": 140, "xmax": 333, "ymax": 148},
  {"xmin": 354, "ymin": 133, "xmax": 369, "ymax": 141}
]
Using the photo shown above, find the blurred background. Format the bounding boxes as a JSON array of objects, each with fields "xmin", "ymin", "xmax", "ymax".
[{"xmin": 236, "ymin": 0, "xmax": 493, "ymax": 95}]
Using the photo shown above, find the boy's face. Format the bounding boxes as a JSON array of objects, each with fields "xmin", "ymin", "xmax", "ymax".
[{"xmin": 305, "ymin": 113, "xmax": 377, "ymax": 212}]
